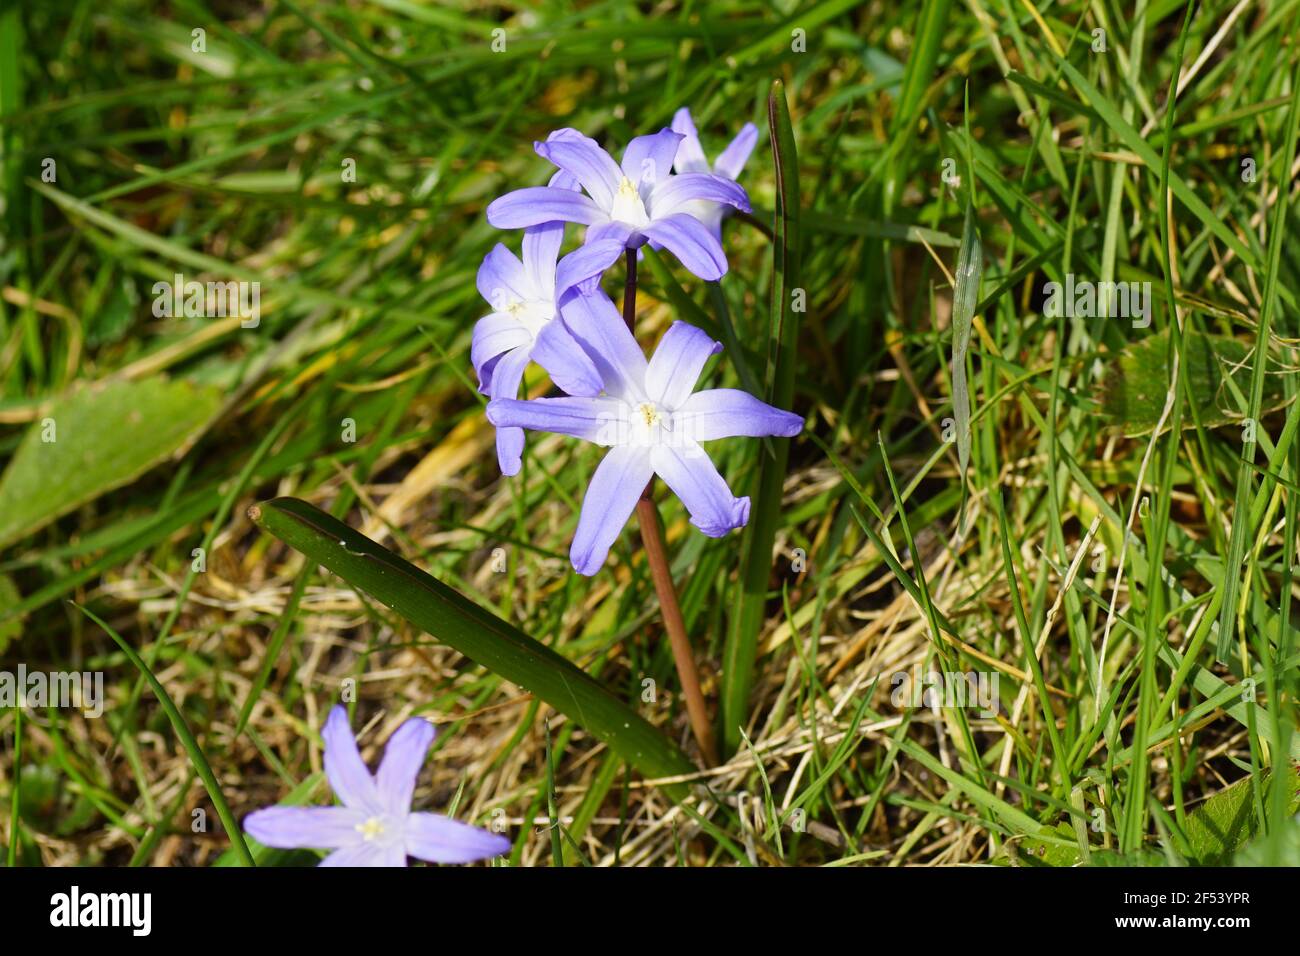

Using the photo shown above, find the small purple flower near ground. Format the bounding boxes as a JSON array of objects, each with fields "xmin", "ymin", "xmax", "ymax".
[
  {"xmin": 670, "ymin": 107, "xmax": 759, "ymax": 239},
  {"xmin": 486, "ymin": 128, "xmax": 752, "ymax": 281},
  {"xmin": 244, "ymin": 706, "xmax": 510, "ymax": 867},
  {"xmin": 486, "ymin": 292, "xmax": 803, "ymax": 574}
]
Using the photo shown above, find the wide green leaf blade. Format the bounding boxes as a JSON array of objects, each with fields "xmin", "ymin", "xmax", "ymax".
[
  {"xmin": 1101, "ymin": 330, "xmax": 1289, "ymax": 437},
  {"xmin": 250, "ymin": 497, "xmax": 696, "ymax": 791},
  {"xmin": 0, "ymin": 376, "xmax": 221, "ymax": 549},
  {"xmin": 1185, "ymin": 767, "xmax": 1298, "ymax": 864}
]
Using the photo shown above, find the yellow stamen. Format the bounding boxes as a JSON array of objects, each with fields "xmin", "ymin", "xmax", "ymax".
[{"xmin": 356, "ymin": 816, "xmax": 386, "ymax": 841}]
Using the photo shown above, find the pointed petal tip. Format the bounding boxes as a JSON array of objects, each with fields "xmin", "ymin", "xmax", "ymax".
[
  {"xmin": 374, "ymin": 716, "xmax": 436, "ymax": 814},
  {"xmin": 393, "ymin": 714, "xmax": 437, "ymax": 749},
  {"xmin": 729, "ymin": 186, "xmax": 753, "ymax": 214},
  {"xmin": 665, "ymin": 320, "xmax": 722, "ymax": 352},
  {"xmin": 690, "ymin": 494, "xmax": 750, "ymax": 536},
  {"xmin": 535, "ymin": 128, "xmax": 584, "ymax": 154},
  {"xmin": 779, "ymin": 413, "xmax": 804, "ymax": 437},
  {"xmin": 570, "ymin": 541, "xmax": 606, "ymax": 575},
  {"xmin": 480, "ymin": 831, "xmax": 513, "ymax": 856},
  {"xmin": 241, "ymin": 808, "xmax": 276, "ymax": 844},
  {"xmin": 405, "ymin": 813, "xmax": 514, "ymax": 864},
  {"xmin": 321, "ymin": 704, "xmax": 383, "ymax": 813}
]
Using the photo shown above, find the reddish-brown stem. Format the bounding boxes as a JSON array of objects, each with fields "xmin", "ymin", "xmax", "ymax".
[
  {"xmin": 635, "ymin": 499, "xmax": 718, "ymax": 766},
  {"xmin": 622, "ymin": 249, "xmax": 638, "ymax": 330},
  {"xmin": 622, "ymin": 250, "xmax": 718, "ymax": 766}
]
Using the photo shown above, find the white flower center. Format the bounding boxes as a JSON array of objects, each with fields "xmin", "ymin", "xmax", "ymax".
[
  {"xmin": 609, "ymin": 176, "xmax": 651, "ymax": 228},
  {"xmin": 505, "ymin": 298, "xmax": 555, "ymax": 339},
  {"xmin": 623, "ymin": 400, "xmax": 672, "ymax": 447}
]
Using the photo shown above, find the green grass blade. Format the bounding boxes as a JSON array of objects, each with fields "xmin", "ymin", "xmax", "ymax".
[
  {"xmin": 71, "ymin": 602, "xmax": 255, "ymax": 866},
  {"xmin": 721, "ymin": 78, "xmax": 802, "ymax": 757},
  {"xmin": 950, "ymin": 204, "xmax": 982, "ymax": 531},
  {"xmin": 6, "ymin": 697, "xmax": 19, "ymax": 867},
  {"xmin": 1122, "ymin": 1, "xmax": 1197, "ymax": 852},
  {"xmin": 1055, "ymin": 58, "xmax": 1266, "ymax": 278},
  {"xmin": 882, "ymin": 0, "xmax": 952, "ymax": 209},
  {"xmin": 1214, "ymin": 44, "xmax": 1300, "ymax": 660},
  {"xmin": 543, "ymin": 717, "xmax": 564, "ymax": 867}
]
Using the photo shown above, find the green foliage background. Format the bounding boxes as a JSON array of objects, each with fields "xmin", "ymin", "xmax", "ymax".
[{"xmin": 0, "ymin": 0, "xmax": 1297, "ymax": 867}]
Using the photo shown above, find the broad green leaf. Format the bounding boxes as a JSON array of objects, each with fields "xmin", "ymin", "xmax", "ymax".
[
  {"xmin": 1101, "ymin": 330, "xmax": 1288, "ymax": 437},
  {"xmin": 1233, "ymin": 805, "xmax": 1300, "ymax": 867},
  {"xmin": 1003, "ymin": 769, "xmax": 1300, "ymax": 866},
  {"xmin": 1185, "ymin": 767, "xmax": 1299, "ymax": 864},
  {"xmin": 18, "ymin": 763, "xmax": 100, "ymax": 837},
  {"xmin": 1003, "ymin": 822, "xmax": 1084, "ymax": 867},
  {"xmin": 1234, "ymin": 824, "xmax": 1300, "ymax": 866},
  {"xmin": 0, "ymin": 377, "xmax": 222, "ymax": 550},
  {"xmin": 250, "ymin": 497, "xmax": 696, "ymax": 792}
]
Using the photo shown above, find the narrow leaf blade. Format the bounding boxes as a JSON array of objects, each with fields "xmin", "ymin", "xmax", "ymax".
[
  {"xmin": 251, "ymin": 497, "xmax": 696, "ymax": 790},
  {"xmin": 722, "ymin": 78, "xmax": 802, "ymax": 757},
  {"xmin": 950, "ymin": 204, "xmax": 982, "ymax": 527}
]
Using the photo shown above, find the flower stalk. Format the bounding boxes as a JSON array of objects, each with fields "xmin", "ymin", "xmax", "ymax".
[
  {"xmin": 622, "ymin": 250, "xmax": 718, "ymax": 766},
  {"xmin": 480, "ymin": 120, "xmax": 801, "ymax": 766}
]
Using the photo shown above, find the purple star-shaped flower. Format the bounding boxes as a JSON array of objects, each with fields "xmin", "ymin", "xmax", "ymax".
[
  {"xmin": 474, "ymin": 179, "xmax": 624, "ymax": 475},
  {"xmin": 670, "ymin": 107, "xmax": 759, "ymax": 239},
  {"xmin": 244, "ymin": 706, "xmax": 510, "ymax": 867},
  {"xmin": 486, "ymin": 292, "xmax": 802, "ymax": 575},
  {"xmin": 486, "ymin": 128, "xmax": 752, "ymax": 281}
]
